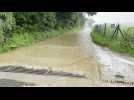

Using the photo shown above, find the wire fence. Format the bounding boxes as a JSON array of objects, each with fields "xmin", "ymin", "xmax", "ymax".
[{"xmin": 93, "ymin": 23, "xmax": 134, "ymax": 49}]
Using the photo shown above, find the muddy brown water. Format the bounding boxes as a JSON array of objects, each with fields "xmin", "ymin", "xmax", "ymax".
[
  {"xmin": 0, "ymin": 79, "xmax": 35, "ymax": 87},
  {"xmin": 1, "ymin": 21, "xmax": 134, "ymax": 87},
  {"xmin": 0, "ymin": 23, "xmax": 101, "ymax": 86}
]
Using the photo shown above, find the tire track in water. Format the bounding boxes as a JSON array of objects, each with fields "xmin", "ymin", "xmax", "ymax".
[
  {"xmin": 0, "ymin": 65, "xmax": 87, "ymax": 79},
  {"xmin": 0, "ymin": 79, "xmax": 35, "ymax": 87}
]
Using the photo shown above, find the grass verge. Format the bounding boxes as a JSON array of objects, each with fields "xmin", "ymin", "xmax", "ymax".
[
  {"xmin": 91, "ymin": 32, "xmax": 134, "ymax": 57},
  {"xmin": 0, "ymin": 27, "xmax": 81, "ymax": 54}
]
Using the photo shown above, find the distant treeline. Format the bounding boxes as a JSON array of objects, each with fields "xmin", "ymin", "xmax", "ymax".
[{"xmin": 0, "ymin": 12, "xmax": 96, "ymax": 45}]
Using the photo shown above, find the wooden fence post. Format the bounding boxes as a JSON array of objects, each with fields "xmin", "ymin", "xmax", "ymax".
[
  {"xmin": 96, "ymin": 25, "xmax": 99, "ymax": 33},
  {"xmin": 112, "ymin": 24, "xmax": 125, "ymax": 40},
  {"xmin": 114, "ymin": 25, "xmax": 120, "ymax": 39},
  {"xmin": 103, "ymin": 23, "xmax": 106, "ymax": 36},
  {"xmin": 118, "ymin": 25, "xmax": 125, "ymax": 39},
  {"xmin": 98, "ymin": 24, "xmax": 101, "ymax": 33},
  {"xmin": 112, "ymin": 24, "xmax": 119, "ymax": 39}
]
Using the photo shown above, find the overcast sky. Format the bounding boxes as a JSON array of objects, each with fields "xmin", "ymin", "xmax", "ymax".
[{"xmin": 91, "ymin": 12, "xmax": 134, "ymax": 25}]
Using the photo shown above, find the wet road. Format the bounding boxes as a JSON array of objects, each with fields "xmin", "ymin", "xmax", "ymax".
[
  {"xmin": 94, "ymin": 42, "xmax": 134, "ymax": 83},
  {"xmin": 0, "ymin": 22, "xmax": 134, "ymax": 87},
  {"xmin": 0, "ymin": 23, "xmax": 100, "ymax": 87}
]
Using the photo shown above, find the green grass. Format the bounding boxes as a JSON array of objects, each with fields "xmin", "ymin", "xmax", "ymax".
[
  {"xmin": 91, "ymin": 31, "xmax": 134, "ymax": 57},
  {"xmin": 0, "ymin": 27, "xmax": 81, "ymax": 54}
]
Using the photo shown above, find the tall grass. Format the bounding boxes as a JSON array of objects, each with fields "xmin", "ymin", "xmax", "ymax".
[{"xmin": 0, "ymin": 27, "xmax": 81, "ymax": 54}]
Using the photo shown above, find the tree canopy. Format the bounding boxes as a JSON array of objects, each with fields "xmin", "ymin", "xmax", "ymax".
[{"xmin": 0, "ymin": 12, "xmax": 96, "ymax": 45}]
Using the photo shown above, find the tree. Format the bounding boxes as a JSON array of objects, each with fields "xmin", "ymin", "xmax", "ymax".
[
  {"xmin": 56, "ymin": 12, "xmax": 87, "ymax": 29},
  {"xmin": 87, "ymin": 12, "xmax": 97, "ymax": 16},
  {"xmin": 0, "ymin": 12, "xmax": 97, "ymax": 46},
  {"xmin": 0, "ymin": 12, "xmax": 15, "ymax": 45},
  {"xmin": 13, "ymin": 12, "xmax": 97, "ymax": 31},
  {"xmin": 13, "ymin": 12, "xmax": 56, "ymax": 31}
]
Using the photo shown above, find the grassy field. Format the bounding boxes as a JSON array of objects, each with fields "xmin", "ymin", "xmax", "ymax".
[
  {"xmin": 0, "ymin": 27, "xmax": 81, "ymax": 54},
  {"xmin": 91, "ymin": 24, "xmax": 134, "ymax": 57}
]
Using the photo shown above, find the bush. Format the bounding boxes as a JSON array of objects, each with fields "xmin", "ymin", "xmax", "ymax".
[
  {"xmin": 0, "ymin": 12, "xmax": 16, "ymax": 45},
  {"xmin": 0, "ymin": 12, "xmax": 96, "ymax": 54},
  {"xmin": 13, "ymin": 12, "xmax": 57, "ymax": 32}
]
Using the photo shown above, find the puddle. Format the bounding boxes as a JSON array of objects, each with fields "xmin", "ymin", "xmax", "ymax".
[{"xmin": 92, "ymin": 40, "xmax": 134, "ymax": 82}]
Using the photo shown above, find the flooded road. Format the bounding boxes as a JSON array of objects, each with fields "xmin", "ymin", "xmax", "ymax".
[
  {"xmin": 91, "ymin": 12, "xmax": 134, "ymax": 85},
  {"xmin": 93, "ymin": 43, "xmax": 134, "ymax": 83},
  {"xmin": 0, "ymin": 19, "xmax": 134, "ymax": 86},
  {"xmin": 0, "ymin": 22, "xmax": 100, "ymax": 86}
]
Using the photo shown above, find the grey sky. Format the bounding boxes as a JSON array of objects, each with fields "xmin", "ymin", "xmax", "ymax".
[{"xmin": 91, "ymin": 12, "xmax": 134, "ymax": 25}]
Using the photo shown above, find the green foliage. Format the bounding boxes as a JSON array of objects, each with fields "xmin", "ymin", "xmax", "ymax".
[
  {"xmin": 0, "ymin": 12, "xmax": 16, "ymax": 45},
  {"xmin": 13, "ymin": 12, "xmax": 95, "ymax": 31},
  {"xmin": 87, "ymin": 12, "xmax": 97, "ymax": 16},
  {"xmin": 0, "ymin": 12, "xmax": 96, "ymax": 53},
  {"xmin": 0, "ymin": 27, "xmax": 80, "ymax": 53},
  {"xmin": 13, "ymin": 12, "xmax": 56, "ymax": 31},
  {"xmin": 55, "ymin": 12, "xmax": 84, "ymax": 29},
  {"xmin": 91, "ymin": 25, "xmax": 134, "ymax": 57}
]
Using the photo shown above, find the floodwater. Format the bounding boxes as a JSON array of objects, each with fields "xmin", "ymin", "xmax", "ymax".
[
  {"xmin": 1, "ymin": 12, "xmax": 134, "ymax": 86},
  {"xmin": 0, "ymin": 22, "xmax": 100, "ymax": 86},
  {"xmin": 91, "ymin": 12, "xmax": 134, "ymax": 83},
  {"xmin": 0, "ymin": 23, "xmax": 99, "ymax": 77},
  {"xmin": 93, "ymin": 43, "xmax": 134, "ymax": 82}
]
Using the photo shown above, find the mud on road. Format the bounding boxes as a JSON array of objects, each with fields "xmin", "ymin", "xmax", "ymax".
[{"xmin": 0, "ymin": 22, "xmax": 134, "ymax": 86}]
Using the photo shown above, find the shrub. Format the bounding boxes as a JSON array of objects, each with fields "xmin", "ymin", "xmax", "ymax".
[{"xmin": 0, "ymin": 12, "xmax": 16, "ymax": 45}]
